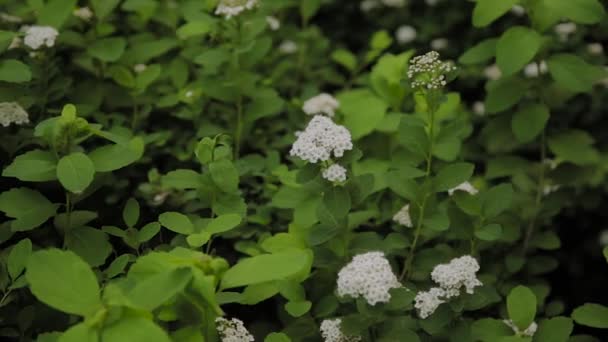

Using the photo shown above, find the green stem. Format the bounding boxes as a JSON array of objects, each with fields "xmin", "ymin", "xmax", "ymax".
[
  {"xmin": 0, "ymin": 289, "xmax": 12, "ymax": 306},
  {"xmin": 522, "ymin": 130, "xmax": 547, "ymax": 254}
]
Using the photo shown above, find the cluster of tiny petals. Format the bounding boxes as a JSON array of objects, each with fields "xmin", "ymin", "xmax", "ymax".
[
  {"xmin": 336, "ymin": 251, "xmax": 401, "ymax": 305},
  {"xmin": 73, "ymin": 7, "xmax": 94, "ymax": 21},
  {"xmin": 279, "ymin": 40, "xmax": 297, "ymax": 54},
  {"xmin": 503, "ymin": 320, "xmax": 538, "ymax": 337},
  {"xmin": 22, "ymin": 25, "xmax": 58, "ymax": 50},
  {"xmin": 0, "ymin": 102, "xmax": 30, "ymax": 127},
  {"xmin": 320, "ymin": 319, "xmax": 362, "ymax": 342},
  {"xmin": 266, "ymin": 16, "xmax": 280, "ymax": 30},
  {"xmin": 396, "ymin": 25, "xmax": 416, "ymax": 44},
  {"xmin": 303, "ymin": 93, "xmax": 340, "ymax": 117},
  {"xmin": 322, "ymin": 164, "xmax": 347, "ymax": 183},
  {"xmin": 414, "ymin": 287, "xmax": 446, "ymax": 319},
  {"xmin": 290, "ymin": 115, "xmax": 353, "ymax": 163},
  {"xmin": 215, "ymin": 0, "xmax": 258, "ymax": 19},
  {"xmin": 430, "ymin": 255, "xmax": 482, "ymax": 297},
  {"xmin": 407, "ymin": 51, "xmax": 456, "ymax": 90},
  {"xmin": 448, "ymin": 181, "xmax": 478, "ymax": 196},
  {"xmin": 215, "ymin": 317, "xmax": 255, "ymax": 342},
  {"xmin": 393, "ymin": 204, "xmax": 413, "ymax": 227}
]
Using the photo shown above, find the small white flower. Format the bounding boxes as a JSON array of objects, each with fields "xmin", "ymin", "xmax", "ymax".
[
  {"xmin": 336, "ymin": 251, "xmax": 401, "ymax": 306},
  {"xmin": 430, "ymin": 255, "xmax": 482, "ymax": 297},
  {"xmin": 503, "ymin": 320, "xmax": 538, "ymax": 337},
  {"xmin": 484, "ymin": 64, "xmax": 502, "ymax": 81},
  {"xmin": 588, "ymin": 43, "xmax": 604, "ymax": 55},
  {"xmin": 472, "ymin": 101, "xmax": 485, "ymax": 116},
  {"xmin": 320, "ymin": 319, "xmax": 362, "ymax": 342},
  {"xmin": 134, "ymin": 64, "xmax": 147, "ymax": 73},
  {"xmin": 523, "ymin": 61, "xmax": 548, "ymax": 78},
  {"xmin": 407, "ymin": 51, "xmax": 456, "ymax": 90},
  {"xmin": 0, "ymin": 13, "xmax": 22, "ymax": 24},
  {"xmin": 448, "ymin": 181, "xmax": 478, "ymax": 196},
  {"xmin": 393, "ymin": 204, "xmax": 413, "ymax": 227},
  {"xmin": 303, "ymin": 93, "xmax": 340, "ymax": 117},
  {"xmin": 381, "ymin": 0, "xmax": 407, "ymax": 7},
  {"xmin": 511, "ymin": 5, "xmax": 525, "ymax": 16},
  {"xmin": 185, "ymin": 90, "xmax": 194, "ymax": 98},
  {"xmin": 415, "ymin": 287, "xmax": 446, "ymax": 319},
  {"xmin": 360, "ymin": 0, "xmax": 380, "ymax": 12},
  {"xmin": 215, "ymin": 0, "xmax": 258, "ymax": 19},
  {"xmin": 279, "ymin": 40, "xmax": 298, "ymax": 54},
  {"xmin": 431, "ymin": 38, "xmax": 448, "ymax": 51},
  {"xmin": 216, "ymin": 317, "xmax": 255, "ymax": 342},
  {"xmin": 395, "ymin": 25, "xmax": 417, "ymax": 44},
  {"xmin": 0, "ymin": 102, "xmax": 29, "ymax": 127},
  {"xmin": 266, "ymin": 16, "xmax": 280, "ymax": 31},
  {"xmin": 22, "ymin": 26, "xmax": 59, "ymax": 50},
  {"xmin": 290, "ymin": 115, "xmax": 353, "ymax": 164},
  {"xmin": 73, "ymin": 7, "xmax": 94, "ymax": 21},
  {"xmin": 322, "ymin": 164, "xmax": 347, "ymax": 183},
  {"xmin": 554, "ymin": 22, "xmax": 577, "ymax": 41}
]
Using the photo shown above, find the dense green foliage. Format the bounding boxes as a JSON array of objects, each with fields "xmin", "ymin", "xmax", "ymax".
[{"xmin": 1, "ymin": 0, "xmax": 608, "ymax": 341}]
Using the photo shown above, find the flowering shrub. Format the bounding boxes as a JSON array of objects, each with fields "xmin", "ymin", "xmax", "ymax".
[{"xmin": 1, "ymin": 0, "xmax": 608, "ymax": 341}]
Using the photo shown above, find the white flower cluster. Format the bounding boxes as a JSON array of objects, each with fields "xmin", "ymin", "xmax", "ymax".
[
  {"xmin": 216, "ymin": 317, "xmax": 255, "ymax": 342},
  {"xmin": 279, "ymin": 40, "xmax": 298, "ymax": 54},
  {"xmin": 22, "ymin": 26, "xmax": 59, "ymax": 50},
  {"xmin": 503, "ymin": 320, "xmax": 538, "ymax": 337},
  {"xmin": 215, "ymin": 0, "xmax": 258, "ymax": 19},
  {"xmin": 554, "ymin": 22, "xmax": 577, "ymax": 41},
  {"xmin": 484, "ymin": 64, "xmax": 502, "ymax": 81},
  {"xmin": 524, "ymin": 61, "xmax": 548, "ymax": 78},
  {"xmin": 290, "ymin": 115, "xmax": 353, "ymax": 163},
  {"xmin": 393, "ymin": 204, "xmax": 413, "ymax": 227},
  {"xmin": 511, "ymin": 5, "xmax": 525, "ymax": 16},
  {"xmin": 407, "ymin": 51, "xmax": 456, "ymax": 90},
  {"xmin": 0, "ymin": 102, "xmax": 29, "ymax": 127},
  {"xmin": 73, "ymin": 7, "xmax": 93, "ymax": 21},
  {"xmin": 266, "ymin": 16, "xmax": 280, "ymax": 30},
  {"xmin": 472, "ymin": 101, "xmax": 485, "ymax": 116},
  {"xmin": 320, "ymin": 319, "xmax": 362, "ymax": 342},
  {"xmin": 396, "ymin": 25, "xmax": 417, "ymax": 44},
  {"xmin": 0, "ymin": 12, "xmax": 22, "ymax": 23},
  {"xmin": 588, "ymin": 43, "xmax": 604, "ymax": 55},
  {"xmin": 303, "ymin": 93, "xmax": 340, "ymax": 117},
  {"xmin": 431, "ymin": 38, "xmax": 448, "ymax": 51},
  {"xmin": 448, "ymin": 181, "xmax": 478, "ymax": 196},
  {"xmin": 415, "ymin": 255, "xmax": 482, "ymax": 318},
  {"xmin": 336, "ymin": 251, "xmax": 401, "ymax": 305},
  {"xmin": 322, "ymin": 164, "xmax": 347, "ymax": 183},
  {"xmin": 134, "ymin": 64, "xmax": 147, "ymax": 73}
]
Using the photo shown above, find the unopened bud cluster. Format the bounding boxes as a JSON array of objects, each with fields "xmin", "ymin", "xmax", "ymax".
[{"xmin": 407, "ymin": 51, "xmax": 456, "ymax": 90}]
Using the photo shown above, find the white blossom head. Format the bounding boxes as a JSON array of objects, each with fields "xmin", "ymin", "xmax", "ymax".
[
  {"xmin": 320, "ymin": 318, "xmax": 362, "ymax": 342},
  {"xmin": 215, "ymin": 0, "xmax": 258, "ymax": 19},
  {"xmin": 279, "ymin": 40, "xmax": 298, "ymax": 54},
  {"xmin": 393, "ymin": 204, "xmax": 413, "ymax": 227},
  {"xmin": 381, "ymin": 0, "xmax": 407, "ymax": 7},
  {"xmin": 134, "ymin": 64, "xmax": 147, "ymax": 73},
  {"xmin": 407, "ymin": 51, "xmax": 456, "ymax": 90},
  {"xmin": 266, "ymin": 16, "xmax": 280, "ymax": 31},
  {"xmin": 73, "ymin": 7, "xmax": 94, "ymax": 21},
  {"xmin": 216, "ymin": 317, "xmax": 255, "ymax": 342},
  {"xmin": 430, "ymin": 255, "xmax": 482, "ymax": 297},
  {"xmin": 323, "ymin": 164, "xmax": 347, "ymax": 183},
  {"xmin": 303, "ymin": 93, "xmax": 339, "ymax": 117},
  {"xmin": 472, "ymin": 101, "xmax": 485, "ymax": 116},
  {"xmin": 484, "ymin": 64, "xmax": 502, "ymax": 81},
  {"xmin": 554, "ymin": 22, "xmax": 577, "ymax": 41},
  {"xmin": 22, "ymin": 25, "xmax": 59, "ymax": 50},
  {"xmin": 523, "ymin": 61, "xmax": 548, "ymax": 78},
  {"xmin": 290, "ymin": 115, "xmax": 353, "ymax": 164},
  {"xmin": 414, "ymin": 287, "xmax": 446, "ymax": 318},
  {"xmin": 0, "ymin": 102, "xmax": 29, "ymax": 127},
  {"xmin": 588, "ymin": 43, "xmax": 604, "ymax": 56},
  {"xmin": 430, "ymin": 38, "xmax": 448, "ymax": 51},
  {"xmin": 510, "ymin": 5, "xmax": 525, "ymax": 16},
  {"xmin": 448, "ymin": 181, "xmax": 478, "ymax": 196},
  {"xmin": 503, "ymin": 320, "xmax": 538, "ymax": 337},
  {"xmin": 396, "ymin": 25, "xmax": 417, "ymax": 45},
  {"xmin": 336, "ymin": 251, "xmax": 401, "ymax": 305}
]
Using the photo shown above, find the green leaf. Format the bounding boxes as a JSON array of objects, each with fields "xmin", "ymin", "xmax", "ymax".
[
  {"xmin": 65, "ymin": 227, "xmax": 112, "ymax": 267},
  {"xmin": 471, "ymin": 318, "xmax": 513, "ymax": 341},
  {"xmin": 265, "ymin": 332, "xmax": 292, "ymax": 342},
  {"xmin": 496, "ymin": 26, "xmax": 542, "ymax": 77},
  {"xmin": 104, "ymin": 254, "xmax": 130, "ymax": 278},
  {"xmin": 177, "ymin": 20, "xmax": 212, "ymax": 40},
  {"xmin": 88, "ymin": 137, "xmax": 144, "ymax": 172},
  {"xmin": 0, "ymin": 59, "xmax": 32, "ymax": 83},
  {"xmin": 159, "ymin": 212, "xmax": 195, "ymax": 235},
  {"xmin": 0, "ymin": 188, "xmax": 57, "ymax": 231},
  {"xmin": 161, "ymin": 169, "xmax": 201, "ymax": 190},
  {"xmin": 475, "ymin": 224, "xmax": 503, "ymax": 241},
  {"xmin": 221, "ymin": 249, "xmax": 311, "ymax": 289},
  {"xmin": 434, "ymin": 163, "xmax": 475, "ymax": 192},
  {"xmin": 195, "ymin": 138, "xmax": 215, "ymax": 165},
  {"xmin": 535, "ymin": 317, "xmax": 573, "ymax": 342},
  {"xmin": 459, "ymin": 38, "xmax": 497, "ymax": 65},
  {"xmin": 507, "ymin": 286, "xmax": 537, "ymax": 330},
  {"xmin": 129, "ymin": 268, "xmax": 192, "ymax": 311},
  {"xmin": 572, "ymin": 303, "xmax": 608, "ymax": 328},
  {"xmin": 56, "ymin": 153, "xmax": 95, "ymax": 194},
  {"xmin": 86, "ymin": 37, "xmax": 127, "ymax": 62},
  {"xmin": 547, "ymin": 54, "xmax": 607, "ymax": 93},
  {"xmin": 482, "ymin": 184, "xmax": 514, "ymax": 218},
  {"xmin": 511, "ymin": 103, "xmax": 550, "ymax": 143},
  {"xmin": 123, "ymin": 198, "xmax": 140, "ymax": 227},
  {"xmin": 137, "ymin": 222, "xmax": 161, "ymax": 243},
  {"xmin": 7, "ymin": 238, "xmax": 32, "ymax": 281},
  {"xmin": 338, "ymin": 89, "xmax": 388, "ymax": 139},
  {"xmin": 101, "ymin": 316, "xmax": 171, "ymax": 342},
  {"xmin": 58, "ymin": 323, "xmax": 98, "ymax": 342},
  {"xmin": 398, "ymin": 116, "xmax": 429, "ymax": 157},
  {"xmin": 544, "ymin": 0, "xmax": 605, "ymax": 24},
  {"xmin": 209, "ymin": 159, "xmax": 239, "ymax": 193},
  {"xmin": 332, "ymin": 49, "xmax": 357, "ymax": 72},
  {"xmin": 186, "ymin": 232, "xmax": 211, "ymax": 248},
  {"xmin": 300, "ymin": 0, "xmax": 321, "ymax": 22},
  {"xmin": 485, "ymin": 77, "xmax": 528, "ymax": 114},
  {"xmin": 37, "ymin": 0, "xmax": 77, "ymax": 28},
  {"xmin": 206, "ymin": 214, "xmax": 242, "ymax": 235},
  {"xmin": 285, "ymin": 300, "xmax": 312, "ymax": 317},
  {"xmin": 135, "ymin": 64, "xmax": 161, "ymax": 90},
  {"xmin": 91, "ymin": 0, "xmax": 121, "ymax": 21},
  {"xmin": 26, "ymin": 249, "xmax": 101, "ymax": 316},
  {"xmin": 473, "ymin": 0, "xmax": 520, "ymax": 27},
  {"xmin": 548, "ymin": 130, "xmax": 599, "ymax": 165},
  {"xmin": 2, "ymin": 150, "xmax": 57, "ymax": 182}
]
